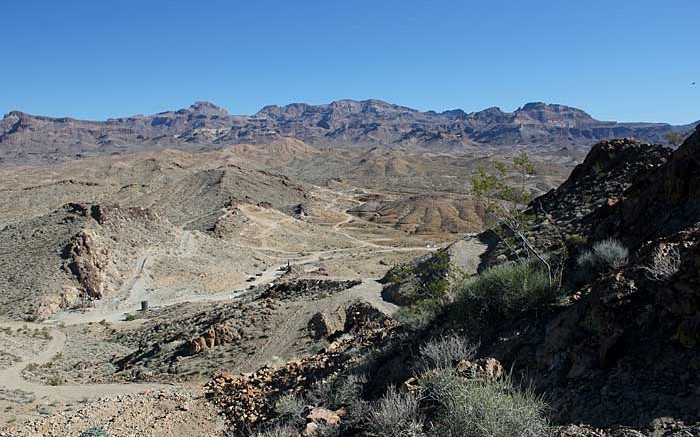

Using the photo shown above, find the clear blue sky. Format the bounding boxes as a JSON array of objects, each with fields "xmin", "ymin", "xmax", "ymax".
[{"xmin": 2, "ymin": 0, "xmax": 698, "ymax": 124}]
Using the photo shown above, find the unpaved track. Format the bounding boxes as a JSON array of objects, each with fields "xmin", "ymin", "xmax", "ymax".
[
  {"xmin": 26, "ymin": 187, "xmax": 474, "ymax": 403},
  {"xmin": 0, "ymin": 322, "xmax": 166, "ymax": 402},
  {"xmin": 247, "ymin": 277, "xmax": 398, "ymax": 369}
]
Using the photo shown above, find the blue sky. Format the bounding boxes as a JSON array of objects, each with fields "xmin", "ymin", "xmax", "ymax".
[{"xmin": 2, "ymin": 0, "xmax": 698, "ymax": 124}]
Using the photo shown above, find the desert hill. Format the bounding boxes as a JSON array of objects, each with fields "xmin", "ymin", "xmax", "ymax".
[{"xmin": 349, "ymin": 194, "xmax": 487, "ymax": 234}]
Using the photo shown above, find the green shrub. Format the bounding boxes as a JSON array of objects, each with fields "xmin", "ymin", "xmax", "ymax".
[
  {"xmin": 416, "ymin": 334, "xmax": 477, "ymax": 372},
  {"xmin": 450, "ymin": 261, "xmax": 557, "ymax": 329},
  {"xmin": 365, "ymin": 386, "xmax": 425, "ymax": 437},
  {"xmin": 385, "ymin": 263, "xmax": 415, "ymax": 284},
  {"xmin": 420, "ymin": 369, "xmax": 548, "ymax": 437},
  {"xmin": 79, "ymin": 428, "xmax": 110, "ymax": 437},
  {"xmin": 385, "ymin": 251, "xmax": 451, "ymax": 308},
  {"xmin": 565, "ymin": 234, "xmax": 587, "ymax": 247},
  {"xmin": 395, "ymin": 299, "xmax": 443, "ymax": 331}
]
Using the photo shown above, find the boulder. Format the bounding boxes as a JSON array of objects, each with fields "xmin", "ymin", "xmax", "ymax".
[
  {"xmin": 307, "ymin": 308, "xmax": 345, "ymax": 340},
  {"xmin": 306, "ymin": 407, "xmax": 341, "ymax": 426}
]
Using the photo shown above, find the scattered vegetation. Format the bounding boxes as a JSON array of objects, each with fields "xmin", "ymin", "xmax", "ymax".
[
  {"xmin": 665, "ymin": 131, "xmax": 689, "ymax": 147},
  {"xmin": 416, "ymin": 334, "xmax": 477, "ymax": 372},
  {"xmin": 450, "ymin": 261, "xmax": 559, "ymax": 330},
  {"xmin": 577, "ymin": 238, "xmax": 629, "ymax": 277},
  {"xmin": 308, "ymin": 373, "xmax": 366, "ymax": 410},
  {"xmin": 386, "ymin": 251, "xmax": 451, "ymax": 305},
  {"xmin": 46, "ymin": 374, "xmax": 64, "ymax": 386},
  {"xmin": 365, "ymin": 386, "xmax": 425, "ymax": 437},
  {"xmin": 273, "ymin": 393, "xmax": 306, "ymax": 427},
  {"xmin": 252, "ymin": 425, "xmax": 299, "ymax": 437},
  {"xmin": 394, "ymin": 298, "xmax": 443, "ymax": 331},
  {"xmin": 420, "ymin": 369, "xmax": 548, "ymax": 437},
  {"xmin": 78, "ymin": 428, "xmax": 110, "ymax": 437},
  {"xmin": 643, "ymin": 245, "xmax": 681, "ymax": 281},
  {"xmin": 472, "ymin": 151, "xmax": 561, "ymax": 286}
]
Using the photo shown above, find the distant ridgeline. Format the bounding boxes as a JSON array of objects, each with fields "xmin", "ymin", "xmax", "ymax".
[{"xmin": 1, "ymin": 100, "xmax": 696, "ymax": 164}]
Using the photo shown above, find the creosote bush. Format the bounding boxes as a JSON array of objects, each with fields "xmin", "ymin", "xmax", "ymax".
[
  {"xmin": 420, "ymin": 369, "xmax": 548, "ymax": 437},
  {"xmin": 395, "ymin": 299, "xmax": 442, "ymax": 331}
]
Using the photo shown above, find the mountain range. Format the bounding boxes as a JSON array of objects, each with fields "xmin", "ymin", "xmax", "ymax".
[{"xmin": 1, "ymin": 99, "xmax": 696, "ymax": 164}]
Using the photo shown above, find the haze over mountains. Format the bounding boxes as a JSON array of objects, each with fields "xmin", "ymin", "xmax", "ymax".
[{"xmin": 1, "ymin": 99, "xmax": 695, "ymax": 164}]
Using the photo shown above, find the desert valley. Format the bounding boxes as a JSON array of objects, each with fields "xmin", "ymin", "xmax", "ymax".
[{"xmin": 0, "ymin": 99, "xmax": 698, "ymax": 437}]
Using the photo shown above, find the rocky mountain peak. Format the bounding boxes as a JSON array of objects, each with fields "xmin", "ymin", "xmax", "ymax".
[
  {"xmin": 515, "ymin": 102, "xmax": 596, "ymax": 126},
  {"xmin": 188, "ymin": 101, "xmax": 229, "ymax": 116}
]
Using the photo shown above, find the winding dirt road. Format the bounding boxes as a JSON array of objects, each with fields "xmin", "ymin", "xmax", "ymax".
[
  {"xmin": 4, "ymin": 187, "xmax": 462, "ymax": 404},
  {"xmin": 0, "ymin": 322, "xmax": 166, "ymax": 402}
]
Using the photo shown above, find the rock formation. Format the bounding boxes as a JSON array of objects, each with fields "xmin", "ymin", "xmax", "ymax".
[{"xmin": 64, "ymin": 229, "xmax": 108, "ymax": 300}]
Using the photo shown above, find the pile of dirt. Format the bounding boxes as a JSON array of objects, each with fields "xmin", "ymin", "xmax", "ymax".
[{"xmin": 259, "ymin": 279, "xmax": 362, "ymax": 301}]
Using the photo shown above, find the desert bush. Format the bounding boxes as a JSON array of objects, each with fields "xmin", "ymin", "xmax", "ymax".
[
  {"xmin": 577, "ymin": 239, "xmax": 628, "ymax": 274},
  {"xmin": 46, "ymin": 374, "xmax": 63, "ymax": 386},
  {"xmin": 309, "ymin": 373, "xmax": 366, "ymax": 410},
  {"xmin": 365, "ymin": 386, "xmax": 425, "ymax": 437},
  {"xmin": 414, "ymin": 251, "xmax": 451, "ymax": 300},
  {"xmin": 416, "ymin": 334, "xmax": 477, "ymax": 372},
  {"xmin": 395, "ymin": 299, "xmax": 443, "ymax": 331},
  {"xmin": 314, "ymin": 423, "xmax": 341, "ymax": 437},
  {"xmin": 273, "ymin": 392, "xmax": 306, "ymax": 426},
  {"xmin": 643, "ymin": 245, "xmax": 681, "ymax": 281},
  {"xmin": 251, "ymin": 425, "xmax": 297, "ymax": 437},
  {"xmin": 420, "ymin": 369, "xmax": 548, "ymax": 437},
  {"xmin": 385, "ymin": 263, "xmax": 415, "ymax": 285},
  {"xmin": 79, "ymin": 428, "xmax": 110, "ymax": 437},
  {"xmin": 450, "ymin": 261, "xmax": 557, "ymax": 329}
]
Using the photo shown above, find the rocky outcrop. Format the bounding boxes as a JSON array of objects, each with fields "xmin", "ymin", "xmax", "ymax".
[
  {"xmin": 597, "ymin": 125, "xmax": 700, "ymax": 246},
  {"xmin": 455, "ymin": 357, "xmax": 504, "ymax": 381},
  {"xmin": 307, "ymin": 309, "xmax": 346, "ymax": 340},
  {"xmin": 344, "ymin": 301, "xmax": 396, "ymax": 333},
  {"xmin": 477, "ymin": 132, "xmax": 700, "ymax": 428},
  {"xmin": 185, "ymin": 323, "xmax": 241, "ymax": 355},
  {"xmin": 64, "ymin": 229, "xmax": 108, "ymax": 300}
]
